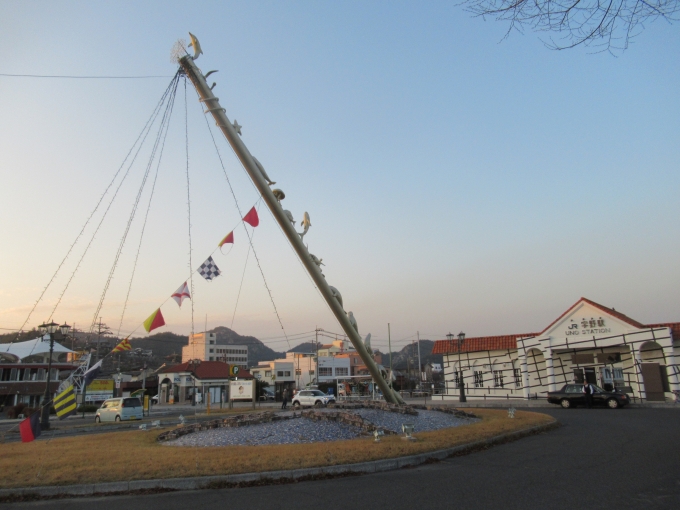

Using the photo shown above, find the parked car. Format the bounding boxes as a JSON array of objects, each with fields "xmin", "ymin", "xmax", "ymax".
[
  {"xmin": 260, "ymin": 387, "xmax": 275, "ymax": 401},
  {"xmin": 95, "ymin": 397, "xmax": 143, "ymax": 422},
  {"xmin": 547, "ymin": 384, "xmax": 629, "ymax": 409},
  {"xmin": 151, "ymin": 394, "xmax": 159, "ymax": 404},
  {"xmin": 292, "ymin": 389, "xmax": 335, "ymax": 408}
]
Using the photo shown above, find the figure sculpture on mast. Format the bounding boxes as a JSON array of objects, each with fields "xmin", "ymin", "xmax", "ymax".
[{"xmin": 299, "ymin": 212, "xmax": 311, "ymax": 240}]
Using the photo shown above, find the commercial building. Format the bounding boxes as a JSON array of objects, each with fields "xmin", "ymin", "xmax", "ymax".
[
  {"xmin": 181, "ymin": 332, "xmax": 248, "ymax": 370},
  {"xmin": 0, "ymin": 337, "xmax": 77, "ymax": 407},
  {"xmin": 432, "ymin": 297, "xmax": 680, "ymax": 403},
  {"xmin": 157, "ymin": 360, "xmax": 252, "ymax": 405}
]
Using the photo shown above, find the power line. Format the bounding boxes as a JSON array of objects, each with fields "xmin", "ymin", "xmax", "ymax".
[{"xmin": 0, "ymin": 73, "xmax": 173, "ymax": 79}]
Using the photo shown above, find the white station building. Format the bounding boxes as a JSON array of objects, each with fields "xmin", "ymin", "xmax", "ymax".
[{"xmin": 432, "ymin": 298, "xmax": 679, "ymax": 403}]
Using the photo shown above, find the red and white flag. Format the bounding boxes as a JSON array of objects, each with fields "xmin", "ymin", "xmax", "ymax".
[{"xmin": 171, "ymin": 282, "xmax": 191, "ymax": 307}]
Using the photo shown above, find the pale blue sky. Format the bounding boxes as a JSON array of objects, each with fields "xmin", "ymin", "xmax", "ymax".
[{"xmin": 1, "ymin": 1, "xmax": 679, "ymax": 352}]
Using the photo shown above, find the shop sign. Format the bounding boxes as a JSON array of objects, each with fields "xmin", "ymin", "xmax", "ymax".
[
  {"xmin": 229, "ymin": 379, "xmax": 253, "ymax": 400},
  {"xmin": 565, "ymin": 318, "xmax": 611, "ymax": 336},
  {"xmin": 86, "ymin": 379, "xmax": 114, "ymax": 392}
]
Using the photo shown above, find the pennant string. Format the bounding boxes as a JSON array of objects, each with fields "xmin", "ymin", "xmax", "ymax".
[{"xmin": 117, "ymin": 75, "xmax": 179, "ymax": 337}]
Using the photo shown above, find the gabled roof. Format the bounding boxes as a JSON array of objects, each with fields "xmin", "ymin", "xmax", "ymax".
[
  {"xmin": 539, "ymin": 297, "xmax": 645, "ymax": 334},
  {"xmin": 158, "ymin": 361, "xmax": 253, "ymax": 379},
  {"xmin": 431, "ymin": 297, "xmax": 679, "ymax": 355}
]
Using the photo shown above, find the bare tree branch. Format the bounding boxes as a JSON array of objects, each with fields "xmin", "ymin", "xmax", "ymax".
[{"xmin": 463, "ymin": 0, "xmax": 678, "ymax": 53}]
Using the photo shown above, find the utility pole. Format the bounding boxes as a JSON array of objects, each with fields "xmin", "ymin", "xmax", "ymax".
[
  {"xmin": 179, "ymin": 50, "xmax": 403, "ymax": 405},
  {"xmin": 96, "ymin": 317, "xmax": 102, "ymax": 361},
  {"xmin": 315, "ymin": 327, "xmax": 319, "ymax": 385},
  {"xmin": 417, "ymin": 331, "xmax": 422, "ymax": 389},
  {"xmin": 388, "ymin": 323, "xmax": 393, "ymax": 391}
]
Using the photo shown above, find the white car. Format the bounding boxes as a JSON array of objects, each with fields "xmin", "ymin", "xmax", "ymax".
[
  {"xmin": 95, "ymin": 397, "xmax": 143, "ymax": 422},
  {"xmin": 292, "ymin": 390, "xmax": 335, "ymax": 408}
]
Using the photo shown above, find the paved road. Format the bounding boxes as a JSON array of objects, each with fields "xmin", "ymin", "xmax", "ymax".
[{"xmin": 5, "ymin": 408, "xmax": 679, "ymax": 509}]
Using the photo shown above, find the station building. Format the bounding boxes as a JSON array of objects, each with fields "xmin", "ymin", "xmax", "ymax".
[{"xmin": 432, "ymin": 298, "xmax": 679, "ymax": 403}]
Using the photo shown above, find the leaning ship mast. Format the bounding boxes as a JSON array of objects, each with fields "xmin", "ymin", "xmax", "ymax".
[{"xmin": 178, "ymin": 36, "xmax": 403, "ymax": 404}]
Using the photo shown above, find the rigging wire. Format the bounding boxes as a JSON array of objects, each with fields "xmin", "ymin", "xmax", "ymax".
[
  {"xmin": 116, "ymin": 75, "xmax": 180, "ymax": 336},
  {"xmin": 47, "ymin": 73, "xmax": 181, "ymax": 323},
  {"xmin": 230, "ymin": 227, "xmax": 255, "ymax": 329},
  {"xmin": 88, "ymin": 74, "xmax": 181, "ymax": 335},
  {"xmin": 196, "ymin": 92, "xmax": 291, "ymax": 350},
  {"xmin": 184, "ymin": 77, "xmax": 196, "ymax": 352},
  {"xmin": 0, "ymin": 73, "xmax": 173, "ymax": 79},
  {"xmin": 15, "ymin": 74, "xmax": 180, "ymax": 362}
]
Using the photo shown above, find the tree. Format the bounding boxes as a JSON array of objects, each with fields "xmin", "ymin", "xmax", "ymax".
[{"xmin": 464, "ymin": 0, "xmax": 679, "ymax": 53}]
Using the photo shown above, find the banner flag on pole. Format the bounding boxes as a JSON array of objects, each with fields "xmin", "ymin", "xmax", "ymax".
[
  {"xmin": 242, "ymin": 207, "xmax": 259, "ymax": 227},
  {"xmin": 218, "ymin": 231, "xmax": 234, "ymax": 248},
  {"xmin": 83, "ymin": 360, "xmax": 103, "ymax": 387},
  {"xmin": 171, "ymin": 282, "xmax": 191, "ymax": 307},
  {"xmin": 112, "ymin": 338, "xmax": 132, "ymax": 353},
  {"xmin": 53, "ymin": 384, "xmax": 77, "ymax": 420},
  {"xmin": 198, "ymin": 256, "xmax": 222, "ymax": 281},
  {"xmin": 20, "ymin": 413, "xmax": 41, "ymax": 443},
  {"xmin": 143, "ymin": 308, "xmax": 166, "ymax": 333}
]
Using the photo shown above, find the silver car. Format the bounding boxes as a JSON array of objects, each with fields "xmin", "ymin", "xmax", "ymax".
[
  {"xmin": 292, "ymin": 390, "xmax": 335, "ymax": 408},
  {"xmin": 95, "ymin": 397, "xmax": 143, "ymax": 422}
]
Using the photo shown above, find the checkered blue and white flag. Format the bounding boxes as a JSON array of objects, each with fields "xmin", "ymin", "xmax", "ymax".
[{"xmin": 198, "ymin": 256, "xmax": 221, "ymax": 281}]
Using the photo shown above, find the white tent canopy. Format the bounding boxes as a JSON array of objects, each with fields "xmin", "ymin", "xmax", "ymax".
[{"xmin": 0, "ymin": 336, "xmax": 74, "ymax": 362}]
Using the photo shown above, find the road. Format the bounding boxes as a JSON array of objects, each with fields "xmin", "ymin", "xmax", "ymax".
[{"xmin": 4, "ymin": 408, "xmax": 679, "ymax": 509}]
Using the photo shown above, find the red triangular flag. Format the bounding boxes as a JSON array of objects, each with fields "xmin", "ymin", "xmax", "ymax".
[
  {"xmin": 242, "ymin": 207, "xmax": 259, "ymax": 227},
  {"xmin": 218, "ymin": 231, "xmax": 234, "ymax": 247},
  {"xmin": 20, "ymin": 413, "xmax": 41, "ymax": 442}
]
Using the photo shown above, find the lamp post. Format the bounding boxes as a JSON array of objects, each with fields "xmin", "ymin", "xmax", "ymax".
[
  {"xmin": 447, "ymin": 331, "xmax": 466, "ymax": 403},
  {"xmin": 38, "ymin": 321, "xmax": 71, "ymax": 430}
]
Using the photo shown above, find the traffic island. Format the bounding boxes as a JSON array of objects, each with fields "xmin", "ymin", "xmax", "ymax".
[{"xmin": 0, "ymin": 408, "xmax": 556, "ymax": 500}]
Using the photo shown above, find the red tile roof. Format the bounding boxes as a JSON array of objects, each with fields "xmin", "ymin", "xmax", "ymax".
[
  {"xmin": 432, "ymin": 297, "xmax": 680, "ymax": 355},
  {"xmin": 158, "ymin": 361, "xmax": 252, "ymax": 380},
  {"xmin": 432, "ymin": 334, "xmax": 538, "ymax": 355}
]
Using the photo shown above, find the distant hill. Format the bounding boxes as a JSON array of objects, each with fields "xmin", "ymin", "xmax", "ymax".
[
  {"xmin": 0, "ymin": 330, "xmax": 42, "ymax": 344},
  {"xmin": 287, "ymin": 341, "xmax": 317, "ymax": 353},
  {"xmin": 284, "ymin": 338, "xmax": 442, "ymax": 370},
  {"xmin": 381, "ymin": 339, "xmax": 442, "ymax": 369}
]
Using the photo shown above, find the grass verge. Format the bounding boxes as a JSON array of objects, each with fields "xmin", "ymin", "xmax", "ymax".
[{"xmin": 0, "ymin": 409, "xmax": 554, "ymax": 489}]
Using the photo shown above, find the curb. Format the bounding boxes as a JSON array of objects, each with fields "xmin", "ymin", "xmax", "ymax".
[{"xmin": 0, "ymin": 418, "xmax": 558, "ymax": 501}]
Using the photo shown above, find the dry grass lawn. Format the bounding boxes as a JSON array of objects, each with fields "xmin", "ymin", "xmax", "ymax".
[{"xmin": 0, "ymin": 409, "xmax": 554, "ymax": 488}]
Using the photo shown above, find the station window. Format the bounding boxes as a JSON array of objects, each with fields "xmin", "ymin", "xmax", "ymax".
[
  {"xmin": 514, "ymin": 368, "xmax": 522, "ymax": 388},
  {"xmin": 493, "ymin": 370, "xmax": 504, "ymax": 388},
  {"xmin": 335, "ymin": 367, "xmax": 349, "ymax": 376},
  {"xmin": 473, "ymin": 371, "xmax": 483, "ymax": 388}
]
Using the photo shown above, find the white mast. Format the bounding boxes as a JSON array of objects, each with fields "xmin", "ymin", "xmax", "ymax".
[{"xmin": 178, "ymin": 41, "xmax": 403, "ymax": 404}]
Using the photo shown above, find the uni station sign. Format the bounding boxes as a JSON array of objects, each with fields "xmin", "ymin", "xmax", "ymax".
[{"xmin": 565, "ymin": 317, "xmax": 612, "ymax": 336}]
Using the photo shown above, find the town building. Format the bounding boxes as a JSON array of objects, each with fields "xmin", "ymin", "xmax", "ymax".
[
  {"xmin": 157, "ymin": 360, "xmax": 252, "ymax": 405},
  {"xmin": 0, "ymin": 337, "xmax": 77, "ymax": 407},
  {"xmin": 432, "ymin": 298, "xmax": 680, "ymax": 403},
  {"xmin": 181, "ymin": 332, "xmax": 248, "ymax": 370}
]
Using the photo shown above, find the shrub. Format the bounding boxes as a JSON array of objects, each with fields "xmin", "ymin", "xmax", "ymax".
[{"xmin": 77, "ymin": 405, "xmax": 98, "ymax": 413}]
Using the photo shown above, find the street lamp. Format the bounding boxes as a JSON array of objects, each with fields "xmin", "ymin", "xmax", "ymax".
[
  {"xmin": 38, "ymin": 321, "xmax": 71, "ymax": 430},
  {"xmin": 447, "ymin": 331, "xmax": 466, "ymax": 403}
]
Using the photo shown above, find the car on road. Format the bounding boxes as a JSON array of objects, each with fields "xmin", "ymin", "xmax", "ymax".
[
  {"xmin": 260, "ymin": 387, "xmax": 275, "ymax": 401},
  {"xmin": 547, "ymin": 384, "xmax": 629, "ymax": 409},
  {"xmin": 292, "ymin": 389, "xmax": 335, "ymax": 408},
  {"xmin": 95, "ymin": 397, "xmax": 143, "ymax": 422},
  {"xmin": 151, "ymin": 394, "xmax": 159, "ymax": 404}
]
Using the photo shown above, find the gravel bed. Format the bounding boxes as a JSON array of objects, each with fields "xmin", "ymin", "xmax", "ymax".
[
  {"xmin": 165, "ymin": 417, "xmax": 362, "ymax": 447},
  {"xmin": 353, "ymin": 408, "xmax": 475, "ymax": 433}
]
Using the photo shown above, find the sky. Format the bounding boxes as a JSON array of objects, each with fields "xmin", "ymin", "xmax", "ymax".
[{"xmin": 1, "ymin": 1, "xmax": 679, "ymax": 354}]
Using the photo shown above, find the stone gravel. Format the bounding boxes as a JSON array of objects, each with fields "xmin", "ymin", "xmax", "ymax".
[
  {"xmin": 165, "ymin": 409, "xmax": 475, "ymax": 447},
  {"xmin": 353, "ymin": 408, "xmax": 475, "ymax": 433},
  {"xmin": 165, "ymin": 417, "xmax": 362, "ymax": 447}
]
